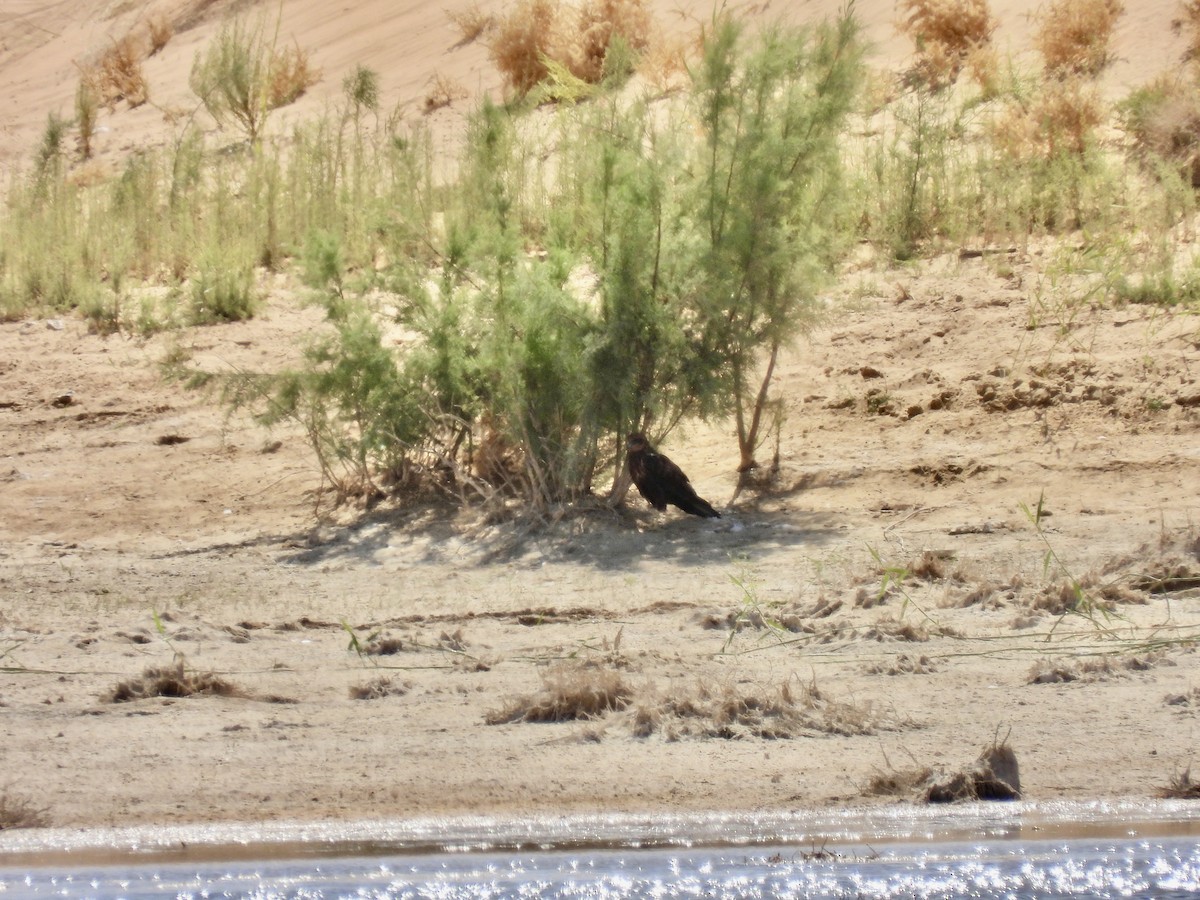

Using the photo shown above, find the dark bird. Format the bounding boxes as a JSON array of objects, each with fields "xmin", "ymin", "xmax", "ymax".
[{"xmin": 626, "ymin": 433, "xmax": 721, "ymax": 519}]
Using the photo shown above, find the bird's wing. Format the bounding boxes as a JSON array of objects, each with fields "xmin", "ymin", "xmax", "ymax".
[{"xmin": 629, "ymin": 451, "xmax": 668, "ymax": 510}]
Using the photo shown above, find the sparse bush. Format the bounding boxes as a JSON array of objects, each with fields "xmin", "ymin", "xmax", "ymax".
[
  {"xmin": 187, "ymin": 262, "xmax": 257, "ymax": 324},
  {"xmin": 34, "ymin": 113, "xmax": 68, "ymax": 180},
  {"xmin": 190, "ymin": 15, "xmax": 318, "ymax": 143},
  {"xmin": 688, "ymin": 13, "xmax": 863, "ymax": 471},
  {"xmin": 343, "ymin": 64, "xmax": 379, "ymax": 117},
  {"xmin": 180, "ymin": 11, "xmax": 863, "ymax": 510},
  {"xmin": 75, "ymin": 78, "xmax": 99, "ymax": 160},
  {"xmin": 1120, "ymin": 75, "xmax": 1200, "ymax": 187}
]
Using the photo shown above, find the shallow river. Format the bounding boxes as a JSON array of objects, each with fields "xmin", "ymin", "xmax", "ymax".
[{"xmin": 3, "ymin": 801, "xmax": 1200, "ymax": 898}]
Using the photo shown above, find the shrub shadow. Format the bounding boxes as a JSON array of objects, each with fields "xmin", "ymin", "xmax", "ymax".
[{"xmin": 276, "ymin": 499, "xmax": 840, "ymax": 572}]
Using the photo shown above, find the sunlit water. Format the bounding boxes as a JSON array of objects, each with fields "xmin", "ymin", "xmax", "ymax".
[{"xmin": 4, "ymin": 802, "xmax": 1200, "ymax": 898}]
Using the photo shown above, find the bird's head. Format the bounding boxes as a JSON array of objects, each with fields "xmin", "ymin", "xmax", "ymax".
[{"xmin": 626, "ymin": 433, "xmax": 649, "ymax": 452}]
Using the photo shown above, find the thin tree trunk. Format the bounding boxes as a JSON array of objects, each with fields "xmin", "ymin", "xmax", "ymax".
[{"xmin": 737, "ymin": 339, "xmax": 780, "ymax": 472}]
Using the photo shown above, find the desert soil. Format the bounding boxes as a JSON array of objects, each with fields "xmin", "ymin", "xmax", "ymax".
[{"xmin": 1, "ymin": 0, "xmax": 1200, "ymax": 832}]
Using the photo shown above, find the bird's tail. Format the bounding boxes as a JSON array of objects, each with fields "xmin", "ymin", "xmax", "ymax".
[{"xmin": 684, "ymin": 496, "xmax": 721, "ymax": 518}]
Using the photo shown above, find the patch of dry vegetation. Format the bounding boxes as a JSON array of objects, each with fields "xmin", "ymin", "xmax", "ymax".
[
  {"xmin": 147, "ymin": 12, "xmax": 173, "ymax": 55},
  {"xmin": 1105, "ymin": 531, "xmax": 1200, "ymax": 595},
  {"xmin": 987, "ymin": 0, "xmax": 1123, "ymax": 166},
  {"xmin": 1034, "ymin": 0, "xmax": 1124, "ymax": 79},
  {"xmin": 863, "ymin": 616, "xmax": 932, "ymax": 642},
  {"xmin": 1027, "ymin": 652, "xmax": 1166, "ymax": 684},
  {"xmin": 488, "ymin": 0, "xmax": 655, "ymax": 96},
  {"xmin": 106, "ymin": 661, "xmax": 244, "ymax": 701},
  {"xmin": 350, "ymin": 675, "xmax": 411, "ymax": 700},
  {"xmin": 267, "ymin": 42, "xmax": 320, "ymax": 109},
  {"xmin": 83, "ymin": 34, "xmax": 150, "ymax": 110},
  {"xmin": 424, "ymin": 72, "xmax": 469, "ymax": 113},
  {"xmin": 950, "ymin": 574, "xmax": 1024, "ymax": 609},
  {"xmin": 490, "ymin": 0, "xmax": 564, "ymax": 95},
  {"xmin": 924, "ymin": 739, "xmax": 1021, "ymax": 802},
  {"xmin": 1158, "ymin": 767, "xmax": 1200, "ymax": 799},
  {"xmin": 864, "ymin": 653, "xmax": 937, "ymax": 675},
  {"xmin": 1121, "ymin": 74, "xmax": 1200, "ymax": 187},
  {"xmin": 572, "ymin": 0, "xmax": 653, "ymax": 83},
  {"xmin": 0, "ymin": 788, "xmax": 50, "ymax": 830},
  {"xmin": 992, "ymin": 75, "xmax": 1105, "ymax": 161},
  {"xmin": 1028, "ymin": 570, "xmax": 1147, "ymax": 617},
  {"xmin": 447, "ymin": 3, "xmax": 496, "ymax": 45},
  {"xmin": 896, "ymin": 0, "xmax": 997, "ymax": 90},
  {"xmin": 486, "ymin": 662, "xmax": 633, "ymax": 723},
  {"xmin": 864, "ymin": 739, "xmax": 1023, "ymax": 802},
  {"xmin": 631, "ymin": 676, "xmax": 902, "ymax": 740}
]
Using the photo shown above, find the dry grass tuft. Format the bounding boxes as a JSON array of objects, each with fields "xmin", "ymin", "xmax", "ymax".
[
  {"xmin": 908, "ymin": 550, "xmax": 948, "ymax": 581},
  {"xmin": 1182, "ymin": 1, "xmax": 1200, "ymax": 63},
  {"xmin": 992, "ymin": 79, "xmax": 1104, "ymax": 161},
  {"xmin": 863, "ymin": 763, "xmax": 934, "ymax": 797},
  {"xmin": 85, "ymin": 33, "xmax": 150, "ymax": 109},
  {"xmin": 634, "ymin": 676, "xmax": 897, "ymax": 740},
  {"xmin": 0, "ymin": 789, "xmax": 50, "ymax": 830},
  {"xmin": 1034, "ymin": 0, "xmax": 1124, "ymax": 79},
  {"xmin": 865, "ymin": 653, "xmax": 937, "ymax": 676},
  {"xmin": 146, "ymin": 12, "xmax": 173, "ymax": 55},
  {"xmin": 268, "ymin": 42, "xmax": 321, "ymax": 109},
  {"xmin": 571, "ymin": 0, "xmax": 653, "ymax": 82},
  {"xmin": 1121, "ymin": 75, "xmax": 1200, "ymax": 186},
  {"xmin": 488, "ymin": 0, "xmax": 656, "ymax": 96},
  {"xmin": 636, "ymin": 30, "xmax": 689, "ymax": 94},
  {"xmin": 952, "ymin": 574, "xmax": 1023, "ymax": 608},
  {"xmin": 864, "ymin": 616, "xmax": 931, "ymax": 642},
  {"xmin": 490, "ymin": 0, "xmax": 565, "ymax": 96},
  {"xmin": 1105, "ymin": 530, "xmax": 1200, "ymax": 594},
  {"xmin": 1165, "ymin": 686, "xmax": 1200, "ymax": 709},
  {"xmin": 447, "ymin": 3, "xmax": 497, "ymax": 45},
  {"xmin": 350, "ymin": 675, "xmax": 411, "ymax": 700},
  {"xmin": 486, "ymin": 662, "xmax": 632, "ymax": 723},
  {"xmin": 1158, "ymin": 767, "xmax": 1200, "ymax": 799},
  {"xmin": 897, "ymin": 0, "xmax": 997, "ymax": 90},
  {"xmin": 424, "ymin": 72, "xmax": 469, "ymax": 113},
  {"xmin": 925, "ymin": 737, "xmax": 1021, "ymax": 802},
  {"xmin": 1028, "ymin": 652, "xmax": 1165, "ymax": 684},
  {"xmin": 1030, "ymin": 574, "xmax": 1118, "ymax": 615},
  {"xmin": 106, "ymin": 660, "xmax": 244, "ymax": 702},
  {"xmin": 365, "ymin": 634, "xmax": 407, "ymax": 655}
]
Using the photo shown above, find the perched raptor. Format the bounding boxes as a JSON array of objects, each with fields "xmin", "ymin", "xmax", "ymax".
[{"xmin": 625, "ymin": 433, "xmax": 721, "ymax": 519}]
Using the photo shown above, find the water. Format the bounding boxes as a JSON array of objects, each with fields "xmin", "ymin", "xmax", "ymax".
[{"xmin": 4, "ymin": 802, "xmax": 1200, "ymax": 899}]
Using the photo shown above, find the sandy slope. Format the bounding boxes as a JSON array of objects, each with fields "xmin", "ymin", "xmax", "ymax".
[
  {"xmin": 0, "ymin": 0, "xmax": 1189, "ymax": 168},
  {"xmin": 1, "ymin": 0, "xmax": 1200, "ymax": 832}
]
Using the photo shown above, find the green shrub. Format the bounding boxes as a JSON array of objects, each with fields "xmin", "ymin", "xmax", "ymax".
[
  {"xmin": 688, "ymin": 13, "xmax": 863, "ymax": 470},
  {"xmin": 190, "ymin": 14, "xmax": 317, "ymax": 143},
  {"xmin": 187, "ymin": 262, "xmax": 257, "ymax": 324}
]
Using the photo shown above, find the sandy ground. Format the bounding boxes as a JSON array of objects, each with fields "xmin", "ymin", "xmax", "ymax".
[{"xmin": 2, "ymin": 0, "xmax": 1200, "ymax": 832}]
